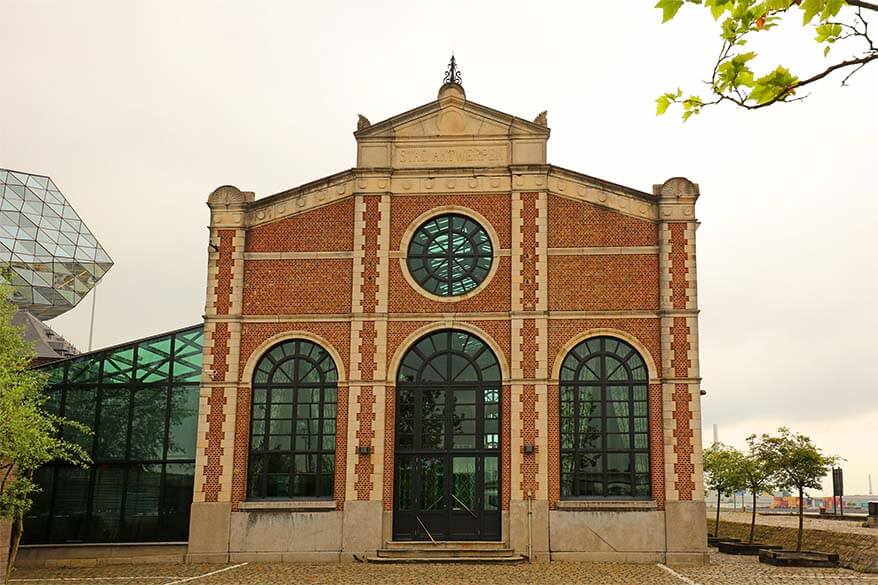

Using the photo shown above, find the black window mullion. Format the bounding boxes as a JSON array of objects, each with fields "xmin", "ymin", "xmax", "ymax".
[
  {"xmin": 45, "ymin": 464, "xmax": 59, "ymax": 541},
  {"xmin": 84, "ymin": 356, "xmax": 107, "ymax": 536},
  {"xmin": 629, "ymin": 382, "xmax": 636, "ymax": 496},
  {"xmin": 292, "ymin": 349, "xmax": 300, "ymax": 495},
  {"xmin": 262, "ymin": 383, "xmax": 271, "ymax": 498},
  {"xmin": 600, "ymin": 348, "xmax": 608, "ymax": 497}
]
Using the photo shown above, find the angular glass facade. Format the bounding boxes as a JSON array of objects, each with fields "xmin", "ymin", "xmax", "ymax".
[
  {"xmin": 24, "ymin": 325, "xmax": 203, "ymax": 544},
  {"xmin": 0, "ymin": 168, "xmax": 113, "ymax": 320}
]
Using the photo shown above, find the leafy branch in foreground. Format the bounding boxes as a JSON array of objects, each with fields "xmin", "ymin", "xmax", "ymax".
[
  {"xmin": 0, "ymin": 278, "xmax": 91, "ymax": 580},
  {"xmin": 655, "ymin": 0, "xmax": 878, "ymax": 119}
]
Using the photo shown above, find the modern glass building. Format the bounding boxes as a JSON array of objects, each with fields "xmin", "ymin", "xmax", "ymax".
[
  {"xmin": 24, "ymin": 325, "xmax": 203, "ymax": 544},
  {"xmin": 0, "ymin": 168, "xmax": 113, "ymax": 320}
]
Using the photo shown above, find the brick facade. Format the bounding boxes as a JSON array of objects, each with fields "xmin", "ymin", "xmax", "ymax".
[{"xmin": 188, "ymin": 85, "xmax": 705, "ymax": 563}]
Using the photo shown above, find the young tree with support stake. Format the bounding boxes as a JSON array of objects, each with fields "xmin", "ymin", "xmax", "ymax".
[
  {"xmin": 741, "ymin": 435, "xmax": 775, "ymax": 544},
  {"xmin": 703, "ymin": 442, "xmax": 746, "ymax": 539},
  {"xmin": 754, "ymin": 427, "xmax": 838, "ymax": 552},
  {"xmin": 0, "ymin": 280, "xmax": 90, "ymax": 581}
]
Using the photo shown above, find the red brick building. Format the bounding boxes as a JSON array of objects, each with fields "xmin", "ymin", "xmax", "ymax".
[{"xmin": 189, "ymin": 77, "xmax": 707, "ymax": 564}]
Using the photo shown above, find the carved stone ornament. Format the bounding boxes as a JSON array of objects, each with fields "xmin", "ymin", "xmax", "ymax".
[
  {"xmin": 653, "ymin": 177, "xmax": 700, "ymax": 199},
  {"xmin": 534, "ymin": 110, "xmax": 548, "ymax": 126},
  {"xmin": 207, "ymin": 185, "xmax": 253, "ymax": 207},
  {"xmin": 357, "ymin": 114, "xmax": 371, "ymax": 131}
]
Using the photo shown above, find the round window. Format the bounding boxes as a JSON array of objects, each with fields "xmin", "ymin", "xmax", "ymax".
[{"xmin": 406, "ymin": 213, "xmax": 493, "ymax": 297}]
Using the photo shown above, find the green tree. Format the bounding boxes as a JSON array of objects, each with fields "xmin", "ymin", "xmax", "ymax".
[
  {"xmin": 741, "ymin": 435, "xmax": 776, "ymax": 544},
  {"xmin": 655, "ymin": 0, "xmax": 878, "ymax": 119},
  {"xmin": 703, "ymin": 442, "xmax": 746, "ymax": 539},
  {"xmin": 754, "ymin": 427, "xmax": 838, "ymax": 551},
  {"xmin": 0, "ymin": 281, "xmax": 90, "ymax": 580}
]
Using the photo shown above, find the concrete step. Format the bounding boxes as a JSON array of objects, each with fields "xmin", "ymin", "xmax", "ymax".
[
  {"xmin": 364, "ymin": 542, "xmax": 525, "ymax": 564},
  {"xmin": 377, "ymin": 547, "xmax": 516, "ymax": 558},
  {"xmin": 382, "ymin": 541, "xmax": 508, "ymax": 550},
  {"xmin": 361, "ymin": 554, "xmax": 527, "ymax": 564}
]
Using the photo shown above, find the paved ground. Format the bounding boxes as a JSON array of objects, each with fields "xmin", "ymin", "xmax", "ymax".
[
  {"xmin": 8, "ymin": 551, "xmax": 878, "ymax": 585},
  {"xmin": 712, "ymin": 510, "xmax": 876, "ymax": 537}
]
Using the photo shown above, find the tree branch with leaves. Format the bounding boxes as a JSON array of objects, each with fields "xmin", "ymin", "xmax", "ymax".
[
  {"xmin": 0, "ymin": 279, "xmax": 91, "ymax": 580},
  {"xmin": 754, "ymin": 427, "xmax": 838, "ymax": 552},
  {"xmin": 703, "ymin": 442, "xmax": 746, "ymax": 539},
  {"xmin": 656, "ymin": 0, "xmax": 878, "ymax": 119},
  {"xmin": 741, "ymin": 436, "xmax": 775, "ymax": 544}
]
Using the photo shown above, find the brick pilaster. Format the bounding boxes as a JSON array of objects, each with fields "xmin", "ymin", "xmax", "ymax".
[
  {"xmin": 656, "ymin": 178, "xmax": 701, "ymax": 504},
  {"xmin": 196, "ymin": 187, "xmax": 251, "ymax": 506},
  {"xmin": 512, "ymin": 189, "xmax": 547, "ymax": 499},
  {"xmin": 348, "ymin": 191, "xmax": 390, "ymax": 502}
]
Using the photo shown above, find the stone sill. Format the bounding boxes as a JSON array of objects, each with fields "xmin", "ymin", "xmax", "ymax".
[
  {"xmin": 237, "ymin": 500, "xmax": 337, "ymax": 512},
  {"xmin": 556, "ymin": 500, "xmax": 658, "ymax": 512},
  {"xmin": 20, "ymin": 541, "xmax": 186, "ymax": 549}
]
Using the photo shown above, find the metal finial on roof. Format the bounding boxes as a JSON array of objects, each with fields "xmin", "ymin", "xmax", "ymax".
[{"xmin": 443, "ymin": 54, "xmax": 462, "ymax": 86}]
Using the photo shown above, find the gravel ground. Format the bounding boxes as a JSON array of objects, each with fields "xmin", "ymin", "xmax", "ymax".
[
  {"xmin": 9, "ymin": 551, "xmax": 878, "ymax": 585},
  {"xmin": 713, "ymin": 510, "xmax": 877, "ymax": 536}
]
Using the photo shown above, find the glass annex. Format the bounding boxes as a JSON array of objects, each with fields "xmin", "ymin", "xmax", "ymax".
[{"xmin": 25, "ymin": 325, "xmax": 203, "ymax": 544}]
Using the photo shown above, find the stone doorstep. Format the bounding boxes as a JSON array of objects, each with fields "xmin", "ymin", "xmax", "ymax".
[
  {"xmin": 382, "ymin": 541, "xmax": 508, "ymax": 550},
  {"xmin": 367, "ymin": 541, "xmax": 524, "ymax": 563},
  {"xmin": 361, "ymin": 554, "xmax": 527, "ymax": 564},
  {"xmin": 376, "ymin": 548, "xmax": 516, "ymax": 558}
]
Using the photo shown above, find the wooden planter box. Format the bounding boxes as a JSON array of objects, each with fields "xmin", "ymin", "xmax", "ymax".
[
  {"xmin": 717, "ymin": 541, "xmax": 782, "ymax": 555},
  {"xmin": 707, "ymin": 536, "xmax": 741, "ymax": 547},
  {"xmin": 759, "ymin": 550, "xmax": 840, "ymax": 568}
]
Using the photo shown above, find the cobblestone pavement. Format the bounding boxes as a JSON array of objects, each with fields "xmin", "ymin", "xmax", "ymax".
[
  {"xmin": 712, "ymin": 510, "xmax": 877, "ymax": 537},
  {"xmin": 9, "ymin": 551, "xmax": 878, "ymax": 585}
]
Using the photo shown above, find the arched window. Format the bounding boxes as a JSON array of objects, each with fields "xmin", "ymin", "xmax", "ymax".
[
  {"xmin": 248, "ymin": 340, "xmax": 337, "ymax": 499},
  {"xmin": 559, "ymin": 336, "xmax": 650, "ymax": 499}
]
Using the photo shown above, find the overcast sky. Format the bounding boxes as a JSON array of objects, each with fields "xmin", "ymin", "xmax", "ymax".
[{"xmin": 2, "ymin": 1, "xmax": 876, "ymax": 496}]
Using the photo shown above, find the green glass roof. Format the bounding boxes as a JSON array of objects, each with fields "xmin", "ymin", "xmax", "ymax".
[{"xmin": 37, "ymin": 324, "xmax": 204, "ymax": 385}]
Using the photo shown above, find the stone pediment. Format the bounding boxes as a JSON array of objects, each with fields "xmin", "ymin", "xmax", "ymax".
[{"xmin": 355, "ymin": 83, "xmax": 549, "ymax": 169}]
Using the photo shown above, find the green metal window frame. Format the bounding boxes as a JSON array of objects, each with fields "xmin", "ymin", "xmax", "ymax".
[
  {"xmin": 24, "ymin": 325, "xmax": 203, "ymax": 544},
  {"xmin": 559, "ymin": 336, "xmax": 651, "ymax": 500},
  {"xmin": 406, "ymin": 214, "xmax": 493, "ymax": 297},
  {"xmin": 247, "ymin": 339, "xmax": 338, "ymax": 500}
]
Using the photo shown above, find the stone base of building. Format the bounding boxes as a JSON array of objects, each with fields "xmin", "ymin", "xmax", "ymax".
[
  {"xmin": 1, "ymin": 517, "xmax": 11, "ymax": 584},
  {"xmin": 184, "ymin": 500, "xmax": 708, "ymax": 565},
  {"xmin": 14, "ymin": 544, "xmax": 187, "ymax": 568}
]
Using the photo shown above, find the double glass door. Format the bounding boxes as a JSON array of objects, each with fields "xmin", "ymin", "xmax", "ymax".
[{"xmin": 393, "ymin": 386, "xmax": 501, "ymax": 541}]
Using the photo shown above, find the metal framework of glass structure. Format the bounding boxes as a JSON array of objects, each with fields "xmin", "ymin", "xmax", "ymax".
[
  {"xmin": 559, "ymin": 336, "xmax": 651, "ymax": 499},
  {"xmin": 24, "ymin": 325, "xmax": 203, "ymax": 544},
  {"xmin": 394, "ymin": 330, "xmax": 502, "ymax": 541},
  {"xmin": 0, "ymin": 168, "xmax": 113, "ymax": 320},
  {"xmin": 247, "ymin": 340, "xmax": 338, "ymax": 499},
  {"xmin": 406, "ymin": 214, "xmax": 493, "ymax": 297}
]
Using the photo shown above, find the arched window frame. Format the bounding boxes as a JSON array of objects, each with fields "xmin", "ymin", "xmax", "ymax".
[
  {"xmin": 559, "ymin": 336, "xmax": 651, "ymax": 500},
  {"xmin": 392, "ymin": 329, "xmax": 504, "ymax": 540},
  {"xmin": 247, "ymin": 339, "xmax": 338, "ymax": 500}
]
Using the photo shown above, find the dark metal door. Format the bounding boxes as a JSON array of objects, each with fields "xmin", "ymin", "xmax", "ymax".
[{"xmin": 392, "ymin": 385, "xmax": 501, "ymax": 541}]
